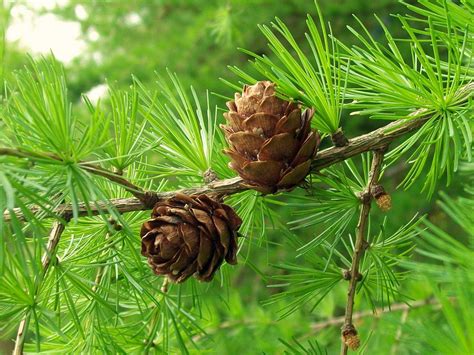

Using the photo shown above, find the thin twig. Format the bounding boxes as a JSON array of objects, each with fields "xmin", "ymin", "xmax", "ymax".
[
  {"xmin": 91, "ymin": 231, "xmax": 112, "ymax": 293},
  {"xmin": 90, "ymin": 216, "xmax": 124, "ymax": 293},
  {"xmin": 0, "ymin": 147, "xmax": 146, "ymax": 201},
  {"xmin": 308, "ymin": 298, "xmax": 440, "ymax": 335},
  {"xmin": 191, "ymin": 298, "xmax": 442, "ymax": 343},
  {"xmin": 12, "ymin": 217, "xmax": 69, "ymax": 355},
  {"xmin": 390, "ymin": 308, "xmax": 409, "ymax": 355},
  {"xmin": 143, "ymin": 278, "xmax": 170, "ymax": 353},
  {"xmin": 341, "ymin": 148, "xmax": 386, "ymax": 355}
]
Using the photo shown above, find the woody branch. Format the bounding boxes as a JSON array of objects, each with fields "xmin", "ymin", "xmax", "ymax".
[
  {"xmin": 1, "ymin": 83, "xmax": 472, "ymax": 223},
  {"xmin": 0, "ymin": 110, "xmax": 444, "ymax": 221}
]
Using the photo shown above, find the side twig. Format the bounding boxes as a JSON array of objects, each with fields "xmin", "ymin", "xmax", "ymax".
[
  {"xmin": 0, "ymin": 148, "xmax": 146, "ymax": 201},
  {"xmin": 390, "ymin": 308, "xmax": 410, "ymax": 355},
  {"xmin": 341, "ymin": 148, "xmax": 386, "ymax": 355},
  {"xmin": 191, "ymin": 298, "xmax": 442, "ymax": 343},
  {"xmin": 12, "ymin": 217, "xmax": 69, "ymax": 355},
  {"xmin": 309, "ymin": 298, "xmax": 440, "ymax": 335},
  {"xmin": 143, "ymin": 278, "xmax": 170, "ymax": 353}
]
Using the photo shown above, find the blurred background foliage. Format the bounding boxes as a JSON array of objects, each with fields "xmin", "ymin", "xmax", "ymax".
[
  {"xmin": 3, "ymin": 0, "xmax": 410, "ymax": 100},
  {"xmin": 0, "ymin": 0, "xmax": 472, "ymax": 354}
]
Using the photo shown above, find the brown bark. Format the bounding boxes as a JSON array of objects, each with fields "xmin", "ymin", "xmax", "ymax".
[{"xmin": 0, "ymin": 110, "xmax": 441, "ymax": 222}]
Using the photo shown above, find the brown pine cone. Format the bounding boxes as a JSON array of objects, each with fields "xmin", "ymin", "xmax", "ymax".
[
  {"xmin": 221, "ymin": 81, "xmax": 320, "ymax": 193},
  {"xmin": 140, "ymin": 193, "xmax": 242, "ymax": 283}
]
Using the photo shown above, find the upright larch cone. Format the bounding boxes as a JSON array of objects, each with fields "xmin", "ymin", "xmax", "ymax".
[
  {"xmin": 140, "ymin": 193, "xmax": 242, "ymax": 283},
  {"xmin": 221, "ymin": 81, "xmax": 320, "ymax": 193}
]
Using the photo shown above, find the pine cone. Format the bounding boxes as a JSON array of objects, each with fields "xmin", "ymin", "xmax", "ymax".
[
  {"xmin": 221, "ymin": 81, "xmax": 320, "ymax": 193},
  {"xmin": 140, "ymin": 193, "xmax": 242, "ymax": 283}
]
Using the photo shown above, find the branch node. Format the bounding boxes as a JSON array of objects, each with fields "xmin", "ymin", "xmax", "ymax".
[
  {"xmin": 341, "ymin": 324, "xmax": 360, "ymax": 351},
  {"xmin": 342, "ymin": 269, "xmax": 363, "ymax": 281},
  {"xmin": 362, "ymin": 239, "xmax": 370, "ymax": 251},
  {"xmin": 142, "ymin": 191, "xmax": 159, "ymax": 209},
  {"xmin": 113, "ymin": 167, "xmax": 124, "ymax": 176},
  {"xmin": 107, "ymin": 217, "xmax": 123, "ymax": 231},
  {"xmin": 358, "ymin": 191, "xmax": 371, "ymax": 205},
  {"xmin": 375, "ymin": 144, "xmax": 389, "ymax": 154},
  {"xmin": 331, "ymin": 127, "xmax": 349, "ymax": 147},
  {"xmin": 203, "ymin": 168, "xmax": 218, "ymax": 184}
]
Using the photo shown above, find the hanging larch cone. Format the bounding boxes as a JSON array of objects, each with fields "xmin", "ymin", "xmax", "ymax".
[
  {"xmin": 221, "ymin": 81, "xmax": 320, "ymax": 193},
  {"xmin": 140, "ymin": 193, "xmax": 242, "ymax": 283}
]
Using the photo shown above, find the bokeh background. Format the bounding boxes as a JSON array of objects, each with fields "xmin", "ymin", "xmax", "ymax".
[
  {"xmin": 2, "ymin": 0, "xmax": 412, "ymax": 100},
  {"xmin": 1, "ymin": 0, "xmax": 469, "ymax": 354}
]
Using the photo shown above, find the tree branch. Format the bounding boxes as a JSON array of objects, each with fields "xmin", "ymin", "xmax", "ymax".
[
  {"xmin": 0, "ymin": 118, "xmax": 433, "ymax": 222},
  {"xmin": 13, "ymin": 217, "xmax": 69, "ymax": 355},
  {"xmin": 3, "ymin": 177, "xmax": 247, "ymax": 222},
  {"xmin": 0, "ymin": 116, "xmax": 447, "ymax": 222},
  {"xmin": 341, "ymin": 148, "xmax": 386, "ymax": 355},
  {"xmin": 2, "ymin": 82, "xmax": 473, "ymax": 222}
]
